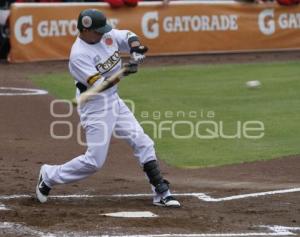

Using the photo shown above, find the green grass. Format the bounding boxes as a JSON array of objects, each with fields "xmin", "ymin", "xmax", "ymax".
[{"xmin": 30, "ymin": 62, "xmax": 300, "ymax": 168}]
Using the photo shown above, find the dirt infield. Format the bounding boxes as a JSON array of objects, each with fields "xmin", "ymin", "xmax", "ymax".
[{"xmin": 0, "ymin": 53, "xmax": 300, "ymax": 236}]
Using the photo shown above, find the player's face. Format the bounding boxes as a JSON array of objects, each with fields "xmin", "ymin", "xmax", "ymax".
[{"xmin": 83, "ymin": 30, "xmax": 104, "ymax": 44}]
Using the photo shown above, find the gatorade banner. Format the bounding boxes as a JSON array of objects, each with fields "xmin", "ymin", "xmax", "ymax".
[{"xmin": 8, "ymin": 1, "xmax": 300, "ymax": 62}]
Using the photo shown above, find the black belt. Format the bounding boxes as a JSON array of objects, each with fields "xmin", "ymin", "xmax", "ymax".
[
  {"xmin": 76, "ymin": 82, "xmax": 87, "ymax": 93},
  {"xmin": 76, "ymin": 78, "xmax": 119, "ymax": 94}
]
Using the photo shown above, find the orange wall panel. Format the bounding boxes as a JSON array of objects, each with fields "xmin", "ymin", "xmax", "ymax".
[{"xmin": 8, "ymin": 2, "xmax": 300, "ymax": 62}]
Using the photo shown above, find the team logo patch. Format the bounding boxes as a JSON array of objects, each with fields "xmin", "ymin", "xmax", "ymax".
[
  {"xmin": 105, "ymin": 37, "xmax": 113, "ymax": 46},
  {"xmin": 82, "ymin": 16, "xmax": 92, "ymax": 28}
]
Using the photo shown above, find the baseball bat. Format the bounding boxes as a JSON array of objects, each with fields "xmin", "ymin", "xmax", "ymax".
[{"xmin": 72, "ymin": 67, "xmax": 126, "ymax": 106}]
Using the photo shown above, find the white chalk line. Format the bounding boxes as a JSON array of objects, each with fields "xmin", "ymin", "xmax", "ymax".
[
  {"xmin": 0, "ymin": 194, "xmax": 30, "ymax": 200},
  {"xmin": 194, "ymin": 187, "xmax": 300, "ymax": 202},
  {"xmin": 0, "ymin": 222, "xmax": 55, "ymax": 237},
  {"xmin": 0, "ymin": 203, "xmax": 10, "ymax": 211},
  {"xmin": 0, "ymin": 222, "xmax": 300, "ymax": 237},
  {"xmin": 0, "ymin": 188, "xmax": 299, "ymax": 203},
  {"xmin": 0, "ymin": 87, "xmax": 48, "ymax": 96}
]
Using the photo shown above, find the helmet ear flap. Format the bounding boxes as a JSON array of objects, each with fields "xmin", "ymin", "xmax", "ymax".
[{"xmin": 77, "ymin": 12, "xmax": 84, "ymax": 31}]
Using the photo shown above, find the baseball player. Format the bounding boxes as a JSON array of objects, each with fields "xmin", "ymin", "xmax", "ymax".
[{"xmin": 36, "ymin": 9, "xmax": 180, "ymax": 207}]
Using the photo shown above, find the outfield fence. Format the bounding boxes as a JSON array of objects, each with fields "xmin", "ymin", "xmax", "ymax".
[{"xmin": 8, "ymin": 1, "xmax": 300, "ymax": 62}]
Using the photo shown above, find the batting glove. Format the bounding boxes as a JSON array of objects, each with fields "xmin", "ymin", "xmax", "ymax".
[{"xmin": 130, "ymin": 45, "xmax": 148, "ymax": 64}]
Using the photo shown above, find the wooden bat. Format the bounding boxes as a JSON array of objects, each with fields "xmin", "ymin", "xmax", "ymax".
[{"xmin": 72, "ymin": 67, "xmax": 127, "ymax": 107}]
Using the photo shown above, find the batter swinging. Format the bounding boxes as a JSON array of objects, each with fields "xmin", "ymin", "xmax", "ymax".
[{"xmin": 36, "ymin": 9, "xmax": 180, "ymax": 207}]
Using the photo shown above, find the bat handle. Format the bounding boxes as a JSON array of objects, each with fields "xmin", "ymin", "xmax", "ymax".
[{"xmin": 73, "ymin": 67, "xmax": 127, "ymax": 107}]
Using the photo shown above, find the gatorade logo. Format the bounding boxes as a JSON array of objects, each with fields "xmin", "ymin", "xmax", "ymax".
[
  {"xmin": 258, "ymin": 9, "xmax": 275, "ymax": 35},
  {"xmin": 14, "ymin": 15, "xmax": 33, "ymax": 44},
  {"xmin": 258, "ymin": 9, "xmax": 300, "ymax": 35},
  {"xmin": 142, "ymin": 12, "xmax": 159, "ymax": 39},
  {"xmin": 142, "ymin": 12, "xmax": 239, "ymax": 39},
  {"xmin": 14, "ymin": 16, "xmax": 78, "ymax": 43}
]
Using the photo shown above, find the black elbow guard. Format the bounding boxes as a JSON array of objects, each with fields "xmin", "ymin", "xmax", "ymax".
[{"xmin": 128, "ymin": 36, "xmax": 139, "ymax": 46}]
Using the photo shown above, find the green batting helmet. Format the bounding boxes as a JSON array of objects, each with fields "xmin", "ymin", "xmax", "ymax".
[{"xmin": 77, "ymin": 9, "xmax": 112, "ymax": 33}]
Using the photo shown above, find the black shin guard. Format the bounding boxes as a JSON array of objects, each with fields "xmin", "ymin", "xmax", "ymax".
[{"xmin": 143, "ymin": 160, "xmax": 169, "ymax": 194}]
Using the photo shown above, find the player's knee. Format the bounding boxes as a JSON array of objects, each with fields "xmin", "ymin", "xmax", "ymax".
[
  {"xmin": 84, "ymin": 163, "xmax": 99, "ymax": 173},
  {"xmin": 85, "ymin": 147, "xmax": 106, "ymax": 171},
  {"xmin": 85, "ymin": 159, "xmax": 104, "ymax": 172}
]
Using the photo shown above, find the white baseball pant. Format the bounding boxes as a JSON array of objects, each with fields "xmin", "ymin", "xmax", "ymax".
[{"xmin": 42, "ymin": 89, "xmax": 170, "ymax": 198}]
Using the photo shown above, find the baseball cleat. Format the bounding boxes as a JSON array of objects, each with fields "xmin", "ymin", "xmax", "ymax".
[
  {"xmin": 36, "ymin": 166, "xmax": 51, "ymax": 203},
  {"xmin": 153, "ymin": 195, "xmax": 181, "ymax": 208}
]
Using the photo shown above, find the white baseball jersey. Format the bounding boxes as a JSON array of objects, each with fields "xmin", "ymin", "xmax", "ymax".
[{"xmin": 69, "ymin": 29, "xmax": 137, "ymax": 94}]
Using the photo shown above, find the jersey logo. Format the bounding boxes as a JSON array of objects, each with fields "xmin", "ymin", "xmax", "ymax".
[
  {"xmin": 105, "ymin": 37, "xmax": 113, "ymax": 46},
  {"xmin": 103, "ymin": 34, "xmax": 113, "ymax": 47},
  {"xmin": 96, "ymin": 51, "xmax": 120, "ymax": 74},
  {"xmin": 93, "ymin": 55, "xmax": 101, "ymax": 64}
]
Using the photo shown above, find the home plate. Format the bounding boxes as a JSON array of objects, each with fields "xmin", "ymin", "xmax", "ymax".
[{"xmin": 101, "ymin": 211, "xmax": 158, "ymax": 218}]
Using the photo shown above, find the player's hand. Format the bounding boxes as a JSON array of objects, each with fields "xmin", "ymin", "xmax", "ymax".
[
  {"xmin": 123, "ymin": 62, "xmax": 138, "ymax": 76},
  {"xmin": 130, "ymin": 45, "xmax": 148, "ymax": 64}
]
